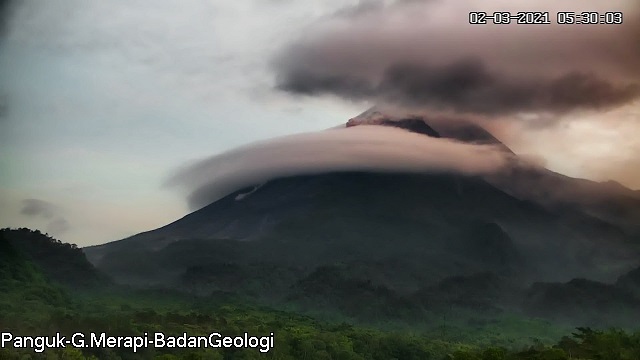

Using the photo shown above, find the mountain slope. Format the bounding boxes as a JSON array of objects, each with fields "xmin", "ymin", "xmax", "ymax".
[
  {"xmin": 83, "ymin": 111, "xmax": 640, "ymax": 327},
  {"xmin": 347, "ymin": 110, "xmax": 640, "ymax": 256},
  {"xmin": 85, "ymin": 171, "xmax": 639, "ymax": 290},
  {"xmin": 348, "ymin": 108, "xmax": 640, "ymax": 237}
]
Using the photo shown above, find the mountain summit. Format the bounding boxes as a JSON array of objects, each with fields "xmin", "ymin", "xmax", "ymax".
[
  {"xmin": 347, "ymin": 108, "xmax": 640, "ymax": 235},
  {"xmin": 84, "ymin": 110, "xmax": 640, "ymax": 325}
]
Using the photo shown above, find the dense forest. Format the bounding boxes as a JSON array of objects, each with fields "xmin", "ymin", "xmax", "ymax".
[{"xmin": 2, "ymin": 228, "xmax": 640, "ymax": 359}]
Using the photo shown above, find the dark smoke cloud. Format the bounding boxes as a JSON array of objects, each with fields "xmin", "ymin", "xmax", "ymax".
[
  {"xmin": 282, "ymin": 58, "xmax": 640, "ymax": 114},
  {"xmin": 0, "ymin": 94, "xmax": 7, "ymax": 120},
  {"xmin": 0, "ymin": 0, "xmax": 15, "ymax": 37},
  {"xmin": 21, "ymin": 198, "xmax": 56, "ymax": 219},
  {"xmin": 46, "ymin": 218, "xmax": 70, "ymax": 235},
  {"xmin": 20, "ymin": 198, "xmax": 71, "ymax": 235},
  {"xmin": 274, "ymin": 0, "xmax": 640, "ymax": 116}
]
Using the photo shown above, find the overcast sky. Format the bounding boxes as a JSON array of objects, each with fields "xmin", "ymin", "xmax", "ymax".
[{"xmin": 1, "ymin": 0, "xmax": 638, "ymax": 246}]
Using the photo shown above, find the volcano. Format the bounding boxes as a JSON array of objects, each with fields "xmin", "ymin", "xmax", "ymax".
[{"xmin": 84, "ymin": 109, "xmax": 640, "ymax": 326}]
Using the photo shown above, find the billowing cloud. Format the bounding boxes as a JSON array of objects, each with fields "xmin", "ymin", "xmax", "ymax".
[
  {"xmin": 282, "ymin": 59, "xmax": 640, "ymax": 115},
  {"xmin": 0, "ymin": 94, "xmax": 7, "ymax": 120},
  {"xmin": 0, "ymin": 0, "xmax": 14, "ymax": 37},
  {"xmin": 20, "ymin": 198, "xmax": 71, "ymax": 235},
  {"xmin": 167, "ymin": 125, "xmax": 512, "ymax": 209},
  {"xmin": 274, "ymin": 0, "xmax": 640, "ymax": 116},
  {"xmin": 20, "ymin": 198, "xmax": 56, "ymax": 219},
  {"xmin": 46, "ymin": 218, "xmax": 70, "ymax": 235}
]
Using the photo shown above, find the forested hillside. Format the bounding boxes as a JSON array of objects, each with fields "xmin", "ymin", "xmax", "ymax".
[
  {"xmin": 2, "ymin": 229, "xmax": 640, "ymax": 359},
  {"xmin": 2, "ymin": 228, "xmax": 110, "ymax": 288}
]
